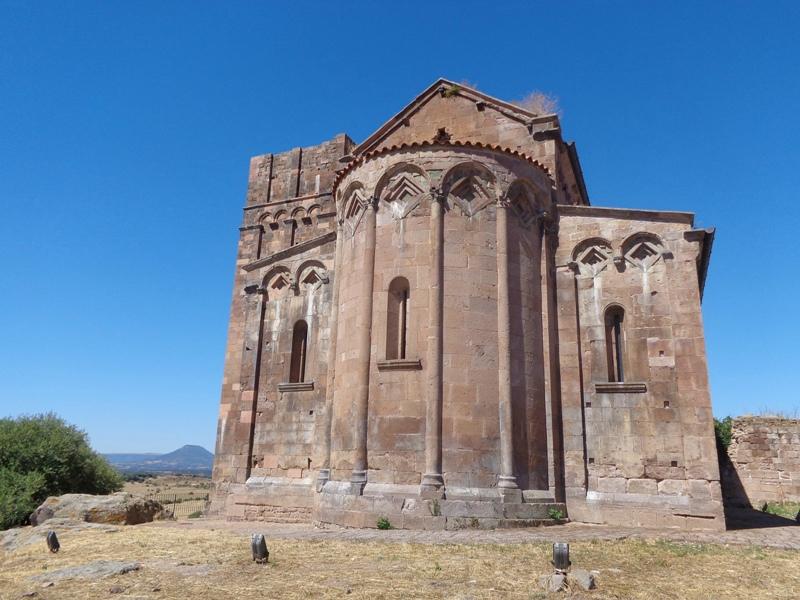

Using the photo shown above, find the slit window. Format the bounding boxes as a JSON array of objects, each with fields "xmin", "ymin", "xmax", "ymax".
[
  {"xmin": 290, "ymin": 320, "xmax": 308, "ymax": 383},
  {"xmin": 386, "ymin": 277, "xmax": 410, "ymax": 360},
  {"xmin": 604, "ymin": 306, "xmax": 625, "ymax": 382}
]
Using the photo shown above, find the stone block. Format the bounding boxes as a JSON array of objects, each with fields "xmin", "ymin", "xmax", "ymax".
[
  {"xmin": 627, "ymin": 478, "xmax": 658, "ymax": 495},
  {"xmin": 596, "ymin": 477, "xmax": 627, "ymax": 493},
  {"xmin": 658, "ymin": 479, "xmax": 686, "ymax": 496}
]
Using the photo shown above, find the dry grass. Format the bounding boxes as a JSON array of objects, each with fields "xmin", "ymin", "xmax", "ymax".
[
  {"xmin": 1, "ymin": 525, "xmax": 798, "ymax": 599},
  {"xmin": 516, "ymin": 91, "xmax": 560, "ymax": 116},
  {"xmin": 762, "ymin": 501, "xmax": 800, "ymax": 520},
  {"xmin": 122, "ymin": 475, "xmax": 212, "ymax": 498}
]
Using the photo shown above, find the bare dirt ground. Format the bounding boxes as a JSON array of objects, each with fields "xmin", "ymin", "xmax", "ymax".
[{"xmin": 1, "ymin": 515, "xmax": 799, "ymax": 599}]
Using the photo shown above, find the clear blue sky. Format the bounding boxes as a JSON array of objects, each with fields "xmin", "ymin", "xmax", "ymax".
[{"xmin": 1, "ymin": 2, "xmax": 798, "ymax": 453}]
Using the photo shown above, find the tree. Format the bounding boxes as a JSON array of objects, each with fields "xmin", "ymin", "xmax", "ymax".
[{"xmin": 0, "ymin": 413, "xmax": 123, "ymax": 529}]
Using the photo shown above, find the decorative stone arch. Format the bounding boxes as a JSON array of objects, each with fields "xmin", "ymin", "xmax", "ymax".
[
  {"xmin": 441, "ymin": 160, "xmax": 497, "ymax": 218},
  {"xmin": 262, "ymin": 265, "xmax": 295, "ymax": 299},
  {"xmin": 257, "ymin": 212, "xmax": 272, "ymax": 224},
  {"xmin": 374, "ymin": 162, "xmax": 429, "ymax": 220},
  {"xmin": 621, "ymin": 232, "xmax": 665, "ymax": 271},
  {"xmin": 504, "ymin": 179, "xmax": 546, "ymax": 228},
  {"xmin": 295, "ymin": 260, "xmax": 329, "ymax": 292},
  {"xmin": 273, "ymin": 209, "xmax": 288, "ymax": 223},
  {"xmin": 571, "ymin": 237, "xmax": 613, "ymax": 277},
  {"xmin": 291, "ymin": 206, "xmax": 307, "ymax": 220},
  {"xmin": 339, "ymin": 181, "xmax": 369, "ymax": 237},
  {"xmin": 307, "ymin": 204, "xmax": 322, "ymax": 217}
]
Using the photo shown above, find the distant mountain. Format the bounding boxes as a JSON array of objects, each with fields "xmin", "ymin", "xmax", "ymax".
[{"xmin": 105, "ymin": 445, "xmax": 213, "ymax": 476}]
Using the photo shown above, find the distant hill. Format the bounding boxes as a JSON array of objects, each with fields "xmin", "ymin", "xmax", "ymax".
[{"xmin": 105, "ymin": 445, "xmax": 213, "ymax": 476}]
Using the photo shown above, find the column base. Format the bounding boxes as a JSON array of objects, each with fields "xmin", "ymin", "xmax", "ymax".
[
  {"xmin": 315, "ymin": 468, "xmax": 330, "ymax": 493},
  {"xmin": 348, "ymin": 469, "xmax": 367, "ymax": 495},
  {"xmin": 498, "ymin": 475, "xmax": 522, "ymax": 503},
  {"xmin": 420, "ymin": 473, "xmax": 445, "ymax": 499}
]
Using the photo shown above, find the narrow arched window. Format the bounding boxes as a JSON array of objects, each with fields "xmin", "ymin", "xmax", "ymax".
[
  {"xmin": 290, "ymin": 320, "xmax": 308, "ymax": 383},
  {"xmin": 604, "ymin": 306, "xmax": 625, "ymax": 382},
  {"xmin": 386, "ymin": 277, "xmax": 410, "ymax": 360}
]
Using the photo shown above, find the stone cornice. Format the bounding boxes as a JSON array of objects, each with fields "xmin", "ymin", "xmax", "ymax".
[
  {"xmin": 244, "ymin": 191, "xmax": 333, "ymax": 212},
  {"xmin": 685, "ymin": 227, "xmax": 715, "ymax": 301},
  {"xmin": 333, "ymin": 139, "xmax": 552, "ymax": 197},
  {"xmin": 242, "ymin": 231, "xmax": 336, "ymax": 272},
  {"xmin": 558, "ymin": 204, "xmax": 695, "ymax": 225}
]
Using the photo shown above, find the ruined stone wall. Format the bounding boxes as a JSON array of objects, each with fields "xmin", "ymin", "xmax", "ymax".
[
  {"xmin": 555, "ymin": 206, "xmax": 724, "ymax": 529},
  {"xmin": 722, "ymin": 417, "xmax": 800, "ymax": 505}
]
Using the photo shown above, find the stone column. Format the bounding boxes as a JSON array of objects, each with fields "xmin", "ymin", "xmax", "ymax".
[
  {"xmin": 496, "ymin": 197, "xmax": 521, "ymax": 501},
  {"xmin": 350, "ymin": 197, "xmax": 378, "ymax": 493},
  {"xmin": 543, "ymin": 200, "xmax": 566, "ymax": 502},
  {"xmin": 421, "ymin": 188, "xmax": 445, "ymax": 496},
  {"xmin": 317, "ymin": 220, "xmax": 343, "ymax": 491}
]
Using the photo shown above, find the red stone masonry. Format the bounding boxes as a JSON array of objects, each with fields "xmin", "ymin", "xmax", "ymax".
[{"xmin": 212, "ymin": 79, "xmax": 723, "ymax": 530}]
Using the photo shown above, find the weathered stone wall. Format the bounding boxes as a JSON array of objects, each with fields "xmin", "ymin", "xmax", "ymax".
[
  {"xmin": 330, "ymin": 146, "xmax": 553, "ymax": 496},
  {"xmin": 722, "ymin": 417, "xmax": 800, "ymax": 505},
  {"xmin": 213, "ymin": 79, "xmax": 722, "ymax": 530},
  {"xmin": 555, "ymin": 206, "xmax": 723, "ymax": 529},
  {"xmin": 211, "ymin": 134, "xmax": 353, "ymax": 517}
]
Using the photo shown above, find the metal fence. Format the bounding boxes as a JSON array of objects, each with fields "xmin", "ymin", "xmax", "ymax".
[{"xmin": 147, "ymin": 493, "xmax": 210, "ymax": 519}]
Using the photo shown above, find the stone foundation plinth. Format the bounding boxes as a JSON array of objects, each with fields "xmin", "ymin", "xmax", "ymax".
[
  {"xmin": 564, "ymin": 487, "xmax": 725, "ymax": 530},
  {"xmin": 222, "ymin": 476, "xmax": 314, "ymax": 522},
  {"xmin": 313, "ymin": 482, "xmax": 567, "ymax": 530}
]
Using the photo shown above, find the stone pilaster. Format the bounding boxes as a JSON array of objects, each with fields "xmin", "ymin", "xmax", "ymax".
[
  {"xmin": 317, "ymin": 221, "xmax": 343, "ymax": 491},
  {"xmin": 240, "ymin": 281, "xmax": 267, "ymax": 480},
  {"xmin": 350, "ymin": 197, "xmax": 378, "ymax": 493},
  {"xmin": 421, "ymin": 188, "xmax": 445, "ymax": 496},
  {"xmin": 496, "ymin": 197, "xmax": 521, "ymax": 501}
]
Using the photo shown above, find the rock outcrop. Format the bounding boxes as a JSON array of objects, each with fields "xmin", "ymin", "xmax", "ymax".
[{"xmin": 30, "ymin": 492, "xmax": 163, "ymax": 526}]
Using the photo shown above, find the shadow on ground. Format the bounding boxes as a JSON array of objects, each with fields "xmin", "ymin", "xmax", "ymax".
[{"xmin": 719, "ymin": 443, "xmax": 800, "ymax": 530}]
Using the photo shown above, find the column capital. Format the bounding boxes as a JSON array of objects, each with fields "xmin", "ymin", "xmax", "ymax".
[
  {"xmin": 429, "ymin": 185, "xmax": 447, "ymax": 203},
  {"xmin": 243, "ymin": 284, "xmax": 265, "ymax": 295}
]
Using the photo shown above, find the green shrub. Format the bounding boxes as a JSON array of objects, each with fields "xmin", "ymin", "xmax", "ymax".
[
  {"xmin": 376, "ymin": 517, "xmax": 392, "ymax": 530},
  {"xmin": 0, "ymin": 413, "xmax": 123, "ymax": 530},
  {"xmin": 187, "ymin": 510, "xmax": 203, "ymax": 519},
  {"xmin": 547, "ymin": 507, "xmax": 565, "ymax": 521},
  {"xmin": 0, "ymin": 468, "xmax": 46, "ymax": 530},
  {"xmin": 714, "ymin": 417, "xmax": 733, "ymax": 451}
]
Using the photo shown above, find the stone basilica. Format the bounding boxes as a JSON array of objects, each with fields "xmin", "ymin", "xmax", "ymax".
[{"xmin": 212, "ymin": 80, "xmax": 723, "ymax": 530}]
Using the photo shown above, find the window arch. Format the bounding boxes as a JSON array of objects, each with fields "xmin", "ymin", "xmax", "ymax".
[
  {"xmin": 289, "ymin": 320, "xmax": 308, "ymax": 383},
  {"xmin": 386, "ymin": 277, "xmax": 410, "ymax": 360},
  {"xmin": 604, "ymin": 306, "xmax": 625, "ymax": 382}
]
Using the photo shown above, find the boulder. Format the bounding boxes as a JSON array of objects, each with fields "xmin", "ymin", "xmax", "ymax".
[
  {"xmin": 568, "ymin": 568, "xmax": 597, "ymax": 591},
  {"xmin": 0, "ymin": 518, "xmax": 119, "ymax": 554},
  {"xmin": 539, "ymin": 572, "xmax": 567, "ymax": 593},
  {"xmin": 30, "ymin": 493, "xmax": 162, "ymax": 526},
  {"xmin": 30, "ymin": 560, "xmax": 140, "ymax": 583}
]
